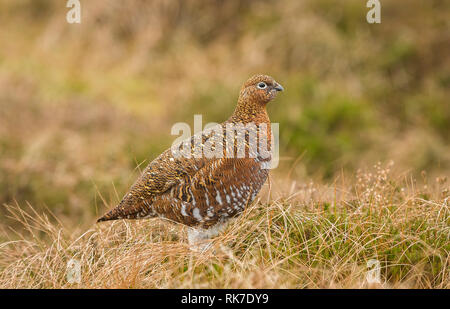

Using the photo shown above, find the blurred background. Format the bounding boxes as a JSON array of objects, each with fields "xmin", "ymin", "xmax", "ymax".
[{"xmin": 0, "ymin": 0, "xmax": 449, "ymax": 229}]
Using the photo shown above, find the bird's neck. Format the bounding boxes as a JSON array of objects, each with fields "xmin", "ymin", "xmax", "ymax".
[
  {"xmin": 228, "ymin": 99, "xmax": 272, "ymax": 154},
  {"xmin": 229, "ymin": 99, "xmax": 270, "ymax": 125}
]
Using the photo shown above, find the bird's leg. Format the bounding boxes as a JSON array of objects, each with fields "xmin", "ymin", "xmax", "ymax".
[
  {"xmin": 187, "ymin": 222, "xmax": 228, "ymax": 252},
  {"xmin": 187, "ymin": 228, "xmax": 213, "ymax": 252}
]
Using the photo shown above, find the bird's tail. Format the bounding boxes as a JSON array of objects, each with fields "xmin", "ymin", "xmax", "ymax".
[
  {"xmin": 96, "ymin": 207, "xmax": 122, "ymax": 222},
  {"xmin": 96, "ymin": 194, "xmax": 153, "ymax": 223}
]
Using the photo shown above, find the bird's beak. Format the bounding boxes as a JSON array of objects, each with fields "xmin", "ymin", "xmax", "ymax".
[{"xmin": 274, "ymin": 82, "xmax": 284, "ymax": 92}]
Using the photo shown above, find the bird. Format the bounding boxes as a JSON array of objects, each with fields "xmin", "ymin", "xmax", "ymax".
[{"xmin": 97, "ymin": 74, "xmax": 284, "ymax": 250}]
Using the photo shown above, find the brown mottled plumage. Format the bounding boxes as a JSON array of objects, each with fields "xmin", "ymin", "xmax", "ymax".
[{"xmin": 97, "ymin": 74, "xmax": 283, "ymax": 247}]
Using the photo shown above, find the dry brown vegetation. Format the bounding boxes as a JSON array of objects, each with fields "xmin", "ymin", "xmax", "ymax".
[
  {"xmin": 0, "ymin": 0, "xmax": 449, "ymax": 288},
  {"xmin": 1, "ymin": 163, "xmax": 449, "ymax": 288}
]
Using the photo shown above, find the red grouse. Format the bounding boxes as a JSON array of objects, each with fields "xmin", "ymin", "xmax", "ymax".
[{"xmin": 97, "ymin": 74, "xmax": 284, "ymax": 249}]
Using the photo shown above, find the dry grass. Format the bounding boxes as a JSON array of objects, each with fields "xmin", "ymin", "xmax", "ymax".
[{"xmin": 1, "ymin": 163, "xmax": 448, "ymax": 288}]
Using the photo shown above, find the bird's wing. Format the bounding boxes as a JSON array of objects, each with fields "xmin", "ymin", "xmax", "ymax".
[
  {"xmin": 97, "ymin": 127, "xmax": 226, "ymax": 222},
  {"xmin": 150, "ymin": 155, "xmax": 266, "ymax": 228}
]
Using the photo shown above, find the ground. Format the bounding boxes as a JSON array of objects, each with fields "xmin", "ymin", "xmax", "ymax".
[{"xmin": 1, "ymin": 163, "xmax": 448, "ymax": 288}]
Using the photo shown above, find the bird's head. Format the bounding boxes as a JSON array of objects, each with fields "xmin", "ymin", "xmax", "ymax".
[
  {"xmin": 239, "ymin": 74, "xmax": 284, "ymax": 106},
  {"xmin": 232, "ymin": 74, "xmax": 283, "ymax": 122}
]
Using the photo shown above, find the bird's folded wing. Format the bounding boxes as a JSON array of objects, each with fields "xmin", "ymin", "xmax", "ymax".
[
  {"xmin": 97, "ymin": 124, "xmax": 265, "ymax": 222},
  {"xmin": 148, "ymin": 156, "xmax": 260, "ymax": 227},
  {"xmin": 96, "ymin": 143, "xmax": 214, "ymax": 222}
]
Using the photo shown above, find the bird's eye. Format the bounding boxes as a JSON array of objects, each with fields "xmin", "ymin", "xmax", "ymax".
[{"xmin": 257, "ymin": 82, "xmax": 267, "ymax": 89}]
